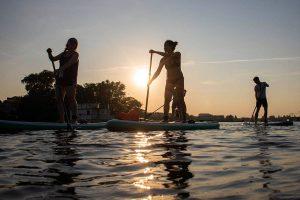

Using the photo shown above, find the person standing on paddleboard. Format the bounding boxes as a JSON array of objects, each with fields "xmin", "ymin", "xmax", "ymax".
[
  {"xmin": 148, "ymin": 40, "xmax": 187, "ymax": 123},
  {"xmin": 47, "ymin": 38, "xmax": 79, "ymax": 123},
  {"xmin": 253, "ymin": 76, "xmax": 269, "ymax": 125}
]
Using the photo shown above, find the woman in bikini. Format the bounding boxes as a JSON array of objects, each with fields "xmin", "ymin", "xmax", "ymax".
[{"xmin": 148, "ymin": 40, "xmax": 186, "ymax": 122}]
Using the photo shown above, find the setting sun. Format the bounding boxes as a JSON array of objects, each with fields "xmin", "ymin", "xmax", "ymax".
[{"xmin": 134, "ymin": 68, "xmax": 148, "ymax": 87}]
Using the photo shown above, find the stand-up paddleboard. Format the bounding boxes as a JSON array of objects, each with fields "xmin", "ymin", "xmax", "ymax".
[
  {"xmin": 106, "ymin": 119, "xmax": 220, "ymax": 131},
  {"xmin": 267, "ymin": 121, "xmax": 293, "ymax": 126},
  {"xmin": 0, "ymin": 120, "xmax": 106, "ymax": 131},
  {"xmin": 243, "ymin": 120, "xmax": 293, "ymax": 126}
]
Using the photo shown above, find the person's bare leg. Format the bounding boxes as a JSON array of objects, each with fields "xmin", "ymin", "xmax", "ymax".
[
  {"xmin": 66, "ymin": 85, "xmax": 78, "ymax": 123},
  {"xmin": 164, "ymin": 83, "xmax": 173, "ymax": 122},
  {"xmin": 171, "ymin": 107, "xmax": 175, "ymax": 121},
  {"xmin": 263, "ymin": 105, "xmax": 268, "ymax": 124},
  {"xmin": 175, "ymin": 81, "xmax": 186, "ymax": 123},
  {"xmin": 176, "ymin": 92, "xmax": 186, "ymax": 122},
  {"xmin": 55, "ymin": 85, "xmax": 66, "ymax": 123}
]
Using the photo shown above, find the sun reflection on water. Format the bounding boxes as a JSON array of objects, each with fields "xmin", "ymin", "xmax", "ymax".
[
  {"xmin": 135, "ymin": 151, "xmax": 150, "ymax": 163},
  {"xmin": 133, "ymin": 173, "xmax": 154, "ymax": 189},
  {"xmin": 133, "ymin": 132, "xmax": 154, "ymax": 190}
]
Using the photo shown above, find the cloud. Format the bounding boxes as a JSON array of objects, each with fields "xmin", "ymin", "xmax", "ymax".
[
  {"xmin": 265, "ymin": 71, "xmax": 300, "ymax": 78},
  {"xmin": 198, "ymin": 57, "xmax": 300, "ymax": 64},
  {"xmin": 182, "ymin": 60, "xmax": 196, "ymax": 66}
]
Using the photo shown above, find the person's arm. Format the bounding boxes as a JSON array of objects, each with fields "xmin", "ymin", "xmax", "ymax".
[
  {"xmin": 254, "ymin": 86, "xmax": 258, "ymax": 100},
  {"xmin": 265, "ymin": 82, "xmax": 269, "ymax": 87},
  {"xmin": 149, "ymin": 49, "xmax": 168, "ymax": 57},
  {"xmin": 60, "ymin": 52, "xmax": 79, "ymax": 71},
  {"xmin": 51, "ymin": 53, "xmax": 63, "ymax": 61},
  {"xmin": 47, "ymin": 48, "xmax": 63, "ymax": 61},
  {"xmin": 157, "ymin": 51, "xmax": 181, "ymax": 64},
  {"xmin": 148, "ymin": 58, "xmax": 164, "ymax": 85}
]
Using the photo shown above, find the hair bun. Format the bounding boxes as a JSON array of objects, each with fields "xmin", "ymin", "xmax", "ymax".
[{"xmin": 164, "ymin": 40, "xmax": 178, "ymax": 50}]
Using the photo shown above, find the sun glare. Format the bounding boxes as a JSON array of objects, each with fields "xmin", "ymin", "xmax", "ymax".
[{"xmin": 134, "ymin": 69, "xmax": 148, "ymax": 87}]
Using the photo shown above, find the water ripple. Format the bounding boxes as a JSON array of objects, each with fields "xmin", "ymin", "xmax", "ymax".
[{"xmin": 0, "ymin": 122, "xmax": 300, "ymax": 199}]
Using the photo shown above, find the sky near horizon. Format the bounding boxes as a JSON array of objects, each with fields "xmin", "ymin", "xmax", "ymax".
[{"xmin": 0, "ymin": 0, "xmax": 300, "ymax": 117}]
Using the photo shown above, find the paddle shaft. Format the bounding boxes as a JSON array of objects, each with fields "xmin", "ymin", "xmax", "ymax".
[
  {"xmin": 249, "ymin": 105, "xmax": 257, "ymax": 123},
  {"xmin": 249, "ymin": 84, "xmax": 264, "ymax": 124},
  {"xmin": 147, "ymin": 97, "xmax": 174, "ymax": 118},
  {"xmin": 144, "ymin": 53, "xmax": 153, "ymax": 119}
]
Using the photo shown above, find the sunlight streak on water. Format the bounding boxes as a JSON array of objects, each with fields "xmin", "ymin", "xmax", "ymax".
[{"xmin": 133, "ymin": 132, "xmax": 153, "ymax": 190}]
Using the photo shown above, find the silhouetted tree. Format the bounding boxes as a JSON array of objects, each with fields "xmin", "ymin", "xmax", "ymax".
[
  {"xmin": 121, "ymin": 97, "xmax": 142, "ymax": 112},
  {"xmin": 21, "ymin": 70, "xmax": 55, "ymax": 96},
  {"xmin": 0, "ymin": 70, "xmax": 142, "ymax": 121},
  {"xmin": 225, "ymin": 115, "xmax": 234, "ymax": 122},
  {"xmin": 77, "ymin": 80, "xmax": 141, "ymax": 115},
  {"xmin": 18, "ymin": 70, "xmax": 57, "ymax": 121}
]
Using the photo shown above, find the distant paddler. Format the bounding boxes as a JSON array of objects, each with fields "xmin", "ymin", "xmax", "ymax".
[
  {"xmin": 253, "ymin": 76, "xmax": 269, "ymax": 125},
  {"xmin": 148, "ymin": 40, "xmax": 187, "ymax": 123}
]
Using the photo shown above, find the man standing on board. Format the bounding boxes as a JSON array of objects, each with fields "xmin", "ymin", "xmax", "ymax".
[{"xmin": 253, "ymin": 76, "xmax": 269, "ymax": 125}]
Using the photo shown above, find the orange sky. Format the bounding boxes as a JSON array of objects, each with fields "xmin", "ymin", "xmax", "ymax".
[{"xmin": 1, "ymin": 1, "xmax": 300, "ymax": 117}]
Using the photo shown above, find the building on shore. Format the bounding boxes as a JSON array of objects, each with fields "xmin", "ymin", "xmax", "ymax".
[
  {"xmin": 78, "ymin": 103, "xmax": 112, "ymax": 122},
  {"xmin": 0, "ymin": 97, "xmax": 22, "ymax": 120},
  {"xmin": 198, "ymin": 113, "xmax": 225, "ymax": 121}
]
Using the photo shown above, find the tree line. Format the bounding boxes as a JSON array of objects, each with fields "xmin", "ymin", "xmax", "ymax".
[{"xmin": 0, "ymin": 70, "xmax": 142, "ymax": 121}]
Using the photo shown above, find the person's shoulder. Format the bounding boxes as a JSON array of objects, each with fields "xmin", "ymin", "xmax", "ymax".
[
  {"xmin": 262, "ymin": 82, "xmax": 268, "ymax": 86},
  {"xmin": 71, "ymin": 51, "xmax": 79, "ymax": 59},
  {"xmin": 73, "ymin": 51, "xmax": 79, "ymax": 56},
  {"xmin": 174, "ymin": 52, "xmax": 181, "ymax": 56},
  {"xmin": 173, "ymin": 52, "xmax": 181, "ymax": 59}
]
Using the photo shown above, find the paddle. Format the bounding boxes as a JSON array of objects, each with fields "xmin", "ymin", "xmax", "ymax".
[
  {"xmin": 248, "ymin": 83, "xmax": 263, "ymax": 125},
  {"xmin": 47, "ymin": 48, "xmax": 73, "ymax": 131},
  {"xmin": 248, "ymin": 105, "xmax": 257, "ymax": 125},
  {"xmin": 147, "ymin": 97, "xmax": 174, "ymax": 119},
  {"xmin": 144, "ymin": 53, "xmax": 153, "ymax": 120}
]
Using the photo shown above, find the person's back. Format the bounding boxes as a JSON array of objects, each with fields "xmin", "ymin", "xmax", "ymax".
[
  {"xmin": 254, "ymin": 82, "xmax": 268, "ymax": 100},
  {"xmin": 59, "ymin": 51, "xmax": 79, "ymax": 86}
]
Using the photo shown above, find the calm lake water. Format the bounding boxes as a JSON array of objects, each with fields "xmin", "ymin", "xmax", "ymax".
[{"xmin": 0, "ymin": 122, "xmax": 300, "ymax": 200}]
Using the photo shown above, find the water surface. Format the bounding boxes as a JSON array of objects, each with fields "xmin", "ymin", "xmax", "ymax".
[{"xmin": 1, "ymin": 122, "xmax": 300, "ymax": 199}]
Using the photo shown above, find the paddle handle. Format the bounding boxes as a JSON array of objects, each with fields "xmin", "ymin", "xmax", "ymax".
[
  {"xmin": 47, "ymin": 48, "xmax": 56, "ymax": 71},
  {"xmin": 144, "ymin": 53, "xmax": 153, "ymax": 119}
]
